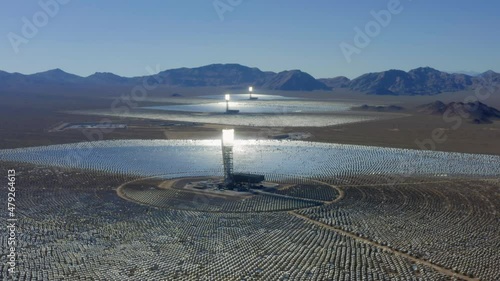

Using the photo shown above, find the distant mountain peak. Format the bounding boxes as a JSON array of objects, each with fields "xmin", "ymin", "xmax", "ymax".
[
  {"xmin": 191, "ymin": 63, "xmax": 260, "ymax": 72},
  {"xmin": 86, "ymin": 72, "xmax": 135, "ymax": 84},
  {"xmin": 348, "ymin": 67, "xmax": 477, "ymax": 95},
  {"xmin": 92, "ymin": 71, "xmax": 113, "ymax": 74},
  {"xmin": 88, "ymin": 72, "xmax": 122, "ymax": 77},
  {"xmin": 29, "ymin": 68, "xmax": 83, "ymax": 84},
  {"xmin": 480, "ymin": 70, "xmax": 497, "ymax": 76},
  {"xmin": 409, "ymin": 66, "xmax": 441, "ymax": 73},
  {"xmin": 418, "ymin": 100, "xmax": 500, "ymax": 123},
  {"xmin": 36, "ymin": 68, "xmax": 70, "ymax": 75},
  {"xmin": 262, "ymin": 70, "xmax": 329, "ymax": 91},
  {"xmin": 318, "ymin": 76, "xmax": 350, "ymax": 88}
]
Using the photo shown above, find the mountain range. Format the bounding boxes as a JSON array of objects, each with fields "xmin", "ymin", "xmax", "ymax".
[
  {"xmin": 0, "ymin": 64, "xmax": 498, "ymax": 95},
  {"xmin": 418, "ymin": 101, "xmax": 500, "ymax": 123}
]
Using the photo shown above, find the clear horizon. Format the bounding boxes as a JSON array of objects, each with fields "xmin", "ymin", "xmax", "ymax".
[{"xmin": 1, "ymin": 0, "xmax": 499, "ymax": 79}]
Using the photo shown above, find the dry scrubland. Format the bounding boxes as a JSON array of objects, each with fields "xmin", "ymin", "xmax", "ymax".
[{"xmin": 1, "ymin": 162, "xmax": 498, "ymax": 280}]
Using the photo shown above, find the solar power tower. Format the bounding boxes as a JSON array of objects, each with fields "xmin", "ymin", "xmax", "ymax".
[
  {"xmin": 221, "ymin": 129, "xmax": 235, "ymax": 186},
  {"xmin": 225, "ymin": 94, "xmax": 230, "ymax": 112},
  {"xmin": 224, "ymin": 94, "xmax": 240, "ymax": 114},
  {"xmin": 249, "ymin": 86, "xmax": 258, "ymax": 100}
]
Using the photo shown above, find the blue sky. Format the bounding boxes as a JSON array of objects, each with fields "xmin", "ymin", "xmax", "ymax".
[{"xmin": 1, "ymin": 0, "xmax": 499, "ymax": 79}]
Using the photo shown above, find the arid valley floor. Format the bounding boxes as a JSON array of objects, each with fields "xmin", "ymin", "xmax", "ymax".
[{"xmin": 1, "ymin": 86, "xmax": 499, "ymax": 280}]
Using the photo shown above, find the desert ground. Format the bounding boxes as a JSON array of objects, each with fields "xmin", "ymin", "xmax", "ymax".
[
  {"xmin": 1, "ymin": 85, "xmax": 499, "ymax": 280},
  {"xmin": 1, "ymin": 85, "xmax": 500, "ymax": 155}
]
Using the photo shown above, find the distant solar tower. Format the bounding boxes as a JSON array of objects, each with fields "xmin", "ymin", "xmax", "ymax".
[
  {"xmin": 225, "ymin": 94, "xmax": 230, "ymax": 112},
  {"xmin": 249, "ymin": 86, "xmax": 258, "ymax": 100},
  {"xmin": 224, "ymin": 94, "xmax": 240, "ymax": 113},
  {"xmin": 221, "ymin": 129, "xmax": 234, "ymax": 186}
]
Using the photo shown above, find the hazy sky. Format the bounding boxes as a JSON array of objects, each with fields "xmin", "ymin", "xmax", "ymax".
[{"xmin": 1, "ymin": 0, "xmax": 499, "ymax": 78}]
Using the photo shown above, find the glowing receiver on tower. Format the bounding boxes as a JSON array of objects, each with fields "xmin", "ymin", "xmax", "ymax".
[
  {"xmin": 224, "ymin": 94, "xmax": 240, "ymax": 114},
  {"xmin": 222, "ymin": 129, "xmax": 234, "ymax": 147},
  {"xmin": 220, "ymin": 129, "xmax": 264, "ymax": 189},
  {"xmin": 249, "ymin": 86, "xmax": 258, "ymax": 100},
  {"xmin": 221, "ymin": 129, "xmax": 235, "ymax": 185}
]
